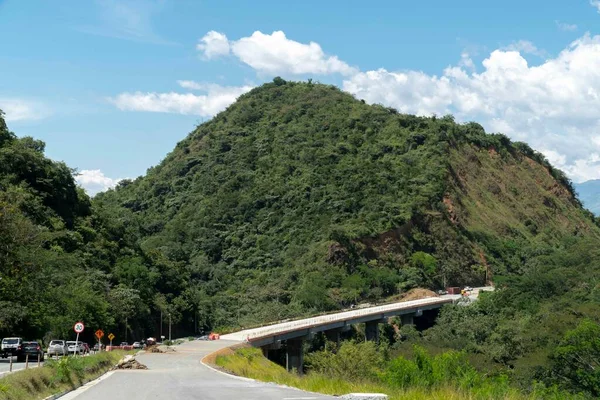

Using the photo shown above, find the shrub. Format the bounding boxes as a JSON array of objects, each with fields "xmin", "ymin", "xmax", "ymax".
[{"xmin": 305, "ymin": 341, "xmax": 384, "ymax": 381}]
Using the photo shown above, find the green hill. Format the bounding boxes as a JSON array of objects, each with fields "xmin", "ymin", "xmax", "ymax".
[{"xmin": 95, "ymin": 79, "xmax": 599, "ymax": 329}]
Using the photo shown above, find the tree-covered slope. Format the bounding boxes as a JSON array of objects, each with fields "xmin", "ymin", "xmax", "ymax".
[
  {"xmin": 95, "ymin": 79, "xmax": 600, "ymax": 329},
  {"xmin": 0, "ymin": 111, "xmax": 147, "ymax": 343}
]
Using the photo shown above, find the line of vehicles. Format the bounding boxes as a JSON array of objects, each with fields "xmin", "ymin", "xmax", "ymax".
[{"xmin": 1, "ymin": 337, "xmax": 144, "ymax": 362}]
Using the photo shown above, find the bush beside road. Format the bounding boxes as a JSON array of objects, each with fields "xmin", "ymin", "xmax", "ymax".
[{"xmin": 0, "ymin": 351, "xmax": 129, "ymax": 400}]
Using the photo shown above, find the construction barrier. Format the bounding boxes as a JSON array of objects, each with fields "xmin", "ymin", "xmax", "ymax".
[{"xmin": 106, "ymin": 345, "xmax": 134, "ymax": 351}]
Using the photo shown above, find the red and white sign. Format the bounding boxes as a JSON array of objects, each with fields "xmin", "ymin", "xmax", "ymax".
[{"xmin": 74, "ymin": 321, "xmax": 85, "ymax": 333}]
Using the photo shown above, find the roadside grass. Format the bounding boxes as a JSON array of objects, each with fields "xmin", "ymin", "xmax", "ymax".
[
  {"xmin": 214, "ymin": 347, "xmax": 577, "ymax": 400},
  {"xmin": 0, "ymin": 351, "xmax": 129, "ymax": 400}
]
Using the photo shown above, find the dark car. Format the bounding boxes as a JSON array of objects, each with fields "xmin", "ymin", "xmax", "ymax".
[{"xmin": 22, "ymin": 341, "xmax": 44, "ymax": 362}]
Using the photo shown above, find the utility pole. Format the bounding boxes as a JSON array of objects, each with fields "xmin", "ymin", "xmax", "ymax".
[
  {"xmin": 160, "ymin": 310, "xmax": 162, "ymax": 338},
  {"xmin": 168, "ymin": 313, "xmax": 172, "ymax": 342},
  {"xmin": 125, "ymin": 316, "xmax": 128, "ymax": 343}
]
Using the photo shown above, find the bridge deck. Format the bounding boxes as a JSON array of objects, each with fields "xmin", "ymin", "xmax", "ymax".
[{"xmin": 221, "ymin": 295, "xmax": 459, "ymax": 345}]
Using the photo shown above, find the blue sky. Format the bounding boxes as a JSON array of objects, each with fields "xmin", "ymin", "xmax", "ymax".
[{"xmin": 1, "ymin": 0, "xmax": 600, "ymax": 194}]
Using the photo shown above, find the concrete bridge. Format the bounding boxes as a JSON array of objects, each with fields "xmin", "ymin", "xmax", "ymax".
[{"xmin": 221, "ymin": 288, "xmax": 492, "ymax": 373}]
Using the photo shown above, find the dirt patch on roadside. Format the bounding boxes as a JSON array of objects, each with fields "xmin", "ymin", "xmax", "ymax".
[
  {"xmin": 146, "ymin": 345, "xmax": 176, "ymax": 353},
  {"xmin": 395, "ymin": 288, "xmax": 438, "ymax": 302},
  {"xmin": 117, "ymin": 356, "xmax": 148, "ymax": 370}
]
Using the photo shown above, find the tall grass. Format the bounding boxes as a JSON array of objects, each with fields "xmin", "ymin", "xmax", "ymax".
[
  {"xmin": 0, "ymin": 351, "xmax": 127, "ymax": 400},
  {"xmin": 215, "ymin": 345, "xmax": 584, "ymax": 400}
]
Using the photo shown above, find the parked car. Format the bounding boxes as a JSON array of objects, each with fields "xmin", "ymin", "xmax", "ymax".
[
  {"xmin": 22, "ymin": 341, "xmax": 44, "ymax": 362},
  {"xmin": 66, "ymin": 341, "xmax": 84, "ymax": 355},
  {"xmin": 47, "ymin": 340, "xmax": 67, "ymax": 357},
  {"xmin": 120, "ymin": 342, "xmax": 128, "ymax": 346},
  {"xmin": 132, "ymin": 342, "xmax": 142, "ymax": 349},
  {"xmin": 1, "ymin": 337, "xmax": 24, "ymax": 360}
]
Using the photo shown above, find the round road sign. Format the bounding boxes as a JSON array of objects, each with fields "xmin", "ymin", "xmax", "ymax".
[{"xmin": 74, "ymin": 321, "xmax": 85, "ymax": 333}]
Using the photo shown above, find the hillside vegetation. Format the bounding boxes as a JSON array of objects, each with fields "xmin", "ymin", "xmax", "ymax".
[
  {"xmin": 96, "ymin": 78, "xmax": 598, "ymax": 329},
  {"xmin": 216, "ymin": 345, "xmax": 578, "ymax": 400},
  {"xmin": 0, "ymin": 111, "xmax": 147, "ymax": 343}
]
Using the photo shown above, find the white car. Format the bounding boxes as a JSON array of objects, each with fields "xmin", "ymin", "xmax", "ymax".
[
  {"xmin": 47, "ymin": 340, "xmax": 68, "ymax": 356},
  {"xmin": 66, "ymin": 341, "xmax": 84, "ymax": 354},
  {"xmin": 132, "ymin": 342, "xmax": 142, "ymax": 349}
]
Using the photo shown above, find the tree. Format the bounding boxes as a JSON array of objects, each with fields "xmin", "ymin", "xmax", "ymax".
[
  {"xmin": 108, "ymin": 285, "xmax": 145, "ymax": 341},
  {"xmin": 552, "ymin": 319, "xmax": 600, "ymax": 396}
]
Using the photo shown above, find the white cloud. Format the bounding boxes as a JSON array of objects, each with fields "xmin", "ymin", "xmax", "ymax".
[
  {"xmin": 459, "ymin": 52, "xmax": 475, "ymax": 70},
  {"xmin": 0, "ymin": 99, "xmax": 49, "ymax": 122},
  {"xmin": 503, "ymin": 40, "xmax": 547, "ymax": 57},
  {"xmin": 556, "ymin": 20, "xmax": 578, "ymax": 32},
  {"xmin": 110, "ymin": 84, "xmax": 253, "ymax": 117},
  {"xmin": 76, "ymin": 169, "xmax": 121, "ymax": 196},
  {"xmin": 176, "ymin": 80, "xmax": 206, "ymax": 90},
  {"xmin": 196, "ymin": 31, "xmax": 230, "ymax": 59},
  {"xmin": 198, "ymin": 30, "xmax": 357, "ymax": 76},
  {"xmin": 77, "ymin": 0, "xmax": 176, "ymax": 45},
  {"xmin": 591, "ymin": 0, "xmax": 600, "ymax": 13},
  {"xmin": 343, "ymin": 34, "xmax": 600, "ymax": 182},
  {"xmin": 541, "ymin": 149, "xmax": 567, "ymax": 166}
]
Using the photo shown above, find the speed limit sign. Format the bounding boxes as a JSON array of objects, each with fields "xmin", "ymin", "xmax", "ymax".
[{"xmin": 74, "ymin": 322, "xmax": 85, "ymax": 333}]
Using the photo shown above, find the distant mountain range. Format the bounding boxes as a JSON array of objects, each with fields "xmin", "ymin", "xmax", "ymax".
[{"xmin": 575, "ymin": 180, "xmax": 600, "ymax": 215}]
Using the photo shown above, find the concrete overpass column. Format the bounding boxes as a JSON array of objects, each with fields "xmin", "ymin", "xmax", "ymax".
[
  {"xmin": 401, "ymin": 313, "xmax": 414, "ymax": 326},
  {"xmin": 365, "ymin": 321, "xmax": 379, "ymax": 343},
  {"xmin": 286, "ymin": 338, "xmax": 304, "ymax": 374},
  {"xmin": 324, "ymin": 328, "xmax": 341, "ymax": 345}
]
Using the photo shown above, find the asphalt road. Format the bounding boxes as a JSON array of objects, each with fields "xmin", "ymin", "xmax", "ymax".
[
  {"xmin": 63, "ymin": 340, "xmax": 334, "ymax": 400},
  {"xmin": 0, "ymin": 356, "xmax": 43, "ymax": 376}
]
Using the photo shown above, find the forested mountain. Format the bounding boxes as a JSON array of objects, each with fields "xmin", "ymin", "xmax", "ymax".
[{"xmin": 95, "ymin": 79, "xmax": 598, "ymax": 330}]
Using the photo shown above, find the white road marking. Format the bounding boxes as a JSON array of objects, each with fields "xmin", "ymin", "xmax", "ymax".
[
  {"xmin": 283, "ymin": 397, "xmax": 319, "ymax": 399},
  {"xmin": 60, "ymin": 371, "xmax": 116, "ymax": 399}
]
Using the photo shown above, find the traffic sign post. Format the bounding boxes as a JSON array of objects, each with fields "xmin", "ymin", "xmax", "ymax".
[
  {"xmin": 108, "ymin": 333, "xmax": 115, "ymax": 348},
  {"xmin": 95, "ymin": 330, "xmax": 104, "ymax": 353},
  {"xmin": 73, "ymin": 322, "xmax": 85, "ymax": 356}
]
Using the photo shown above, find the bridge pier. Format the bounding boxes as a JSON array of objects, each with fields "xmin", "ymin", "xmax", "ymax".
[
  {"xmin": 365, "ymin": 320, "xmax": 380, "ymax": 343},
  {"xmin": 324, "ymin": 328, "xmax": 341, "ymax": 345},
  {"xmin": 261, "ymin": 341, "xmax": 282, "ymax": 358},
  {"xmin": 401, "ymin": 313, "xmax": 415, "ymax": 326},
  {"xmin": 286, "ymin": 338, "xmax": 304, "ymax": 374}
]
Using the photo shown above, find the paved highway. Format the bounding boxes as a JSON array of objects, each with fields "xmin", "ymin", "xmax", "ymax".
[
  {"xmin": 0, "ymin": 356, "xmax": 43, "ymax": 376},
  {"xmin": 63, "ymin": 339, "xmax": 334, "ymax": 400}
]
